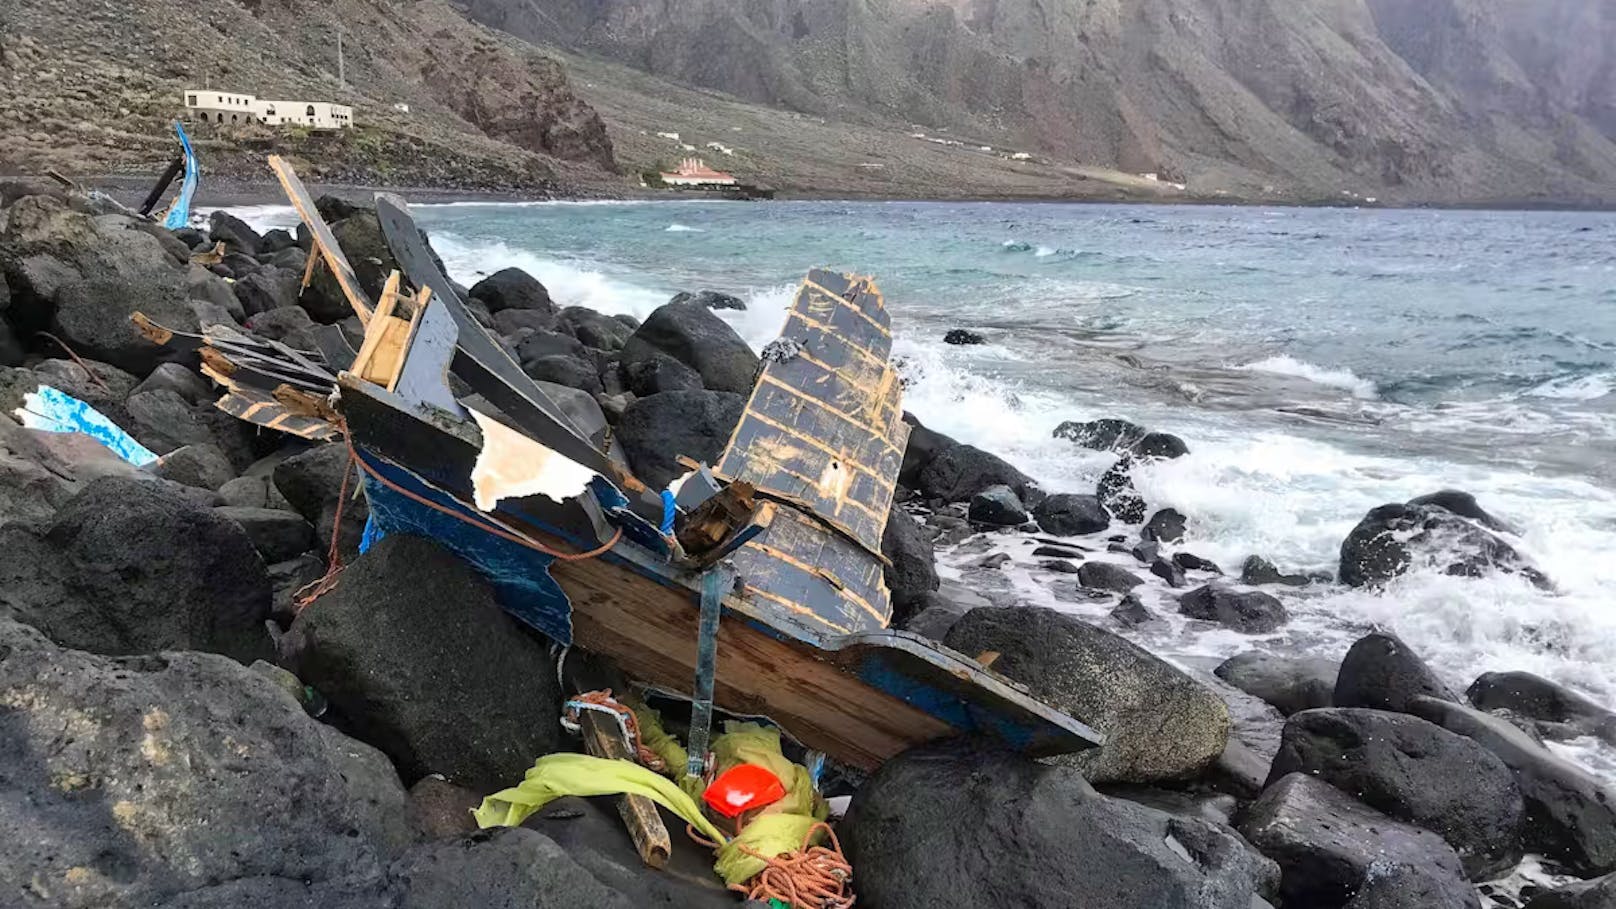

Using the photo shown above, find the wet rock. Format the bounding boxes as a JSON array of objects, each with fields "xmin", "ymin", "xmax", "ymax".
[
  {"xmin": 969, "ymin": 484, "xmax": 1028, "ymax": 526},
  {"xmin": 1033, "ymin": 543, "xmax": 1086, "ymax": 559},
  {"xmin": 622, "ymin": 350, "xmax": 702, "ymax": 395},
  {"xmin": 1409, "ymin": 696, "xmax": 1616, "ymax": 876},
  {"xmin": 1468, "ymin": 671, "xmax": 1616, "ymax": 743},
  {"xmin": 302, "ymin": 213, "xmax": 399, "ymax": 323},
  {"xmin": 1079, "ymin": 561, "xmax": 1146, "ymax": 593},
  {"xmin": 519, "ymin": 352, "xmax": 603, "ymax": 395},
  {"xmin": 942, "ymin": 328, "xmax": 984, "ymax": 345},
  {"xmin": 0, "ymin": 618, "xmax": 410, "ymax": 908},
  {"xmin": 615, "ymin": 389, "xmax": 743, "ymax": 489},
  {"xmin": 1040, "ymin": 558, "xmax": 1082, "ymax": 574},
  {"xmin": 132, "ymin": 361, "xmax": 212, "ymax": 406},
  {"xmin": 1268, "ymin": 708, "xmax": 1524, "ymax": 878},
  {"xmin": 1240, "ymin": 772, "xmax": 1473, "ymax": 908},
  {"xmin": 671, "ymin": 289, "xmax": 745, "ymax": 311},
  {"xmin": 1098, "ymin": 456, "xmax": 1147, "ymax": 523},
  {"xmin": 844, "ymin": 739, "xmax": 1274, "ymax": 909},
  {"xmin": 282, "ymin": 535, "xmax": 562, "ymax": 791},
  {"xmin": 216, "ymin": 505, "xmax": 317, "ymax": 563},
  {"xmin": 1342, "ymin": 864, "xmax": 1482, "ymax": 909},
  {"xmin": 1408, "ymin": 489, "xmax": 1514, "ymax": 533},
  {"xmin": 273, "ymin": 442, "xmax": 369, "ymax": 563},
  {"xmin": 1339, "ymin": 500, "xmax": 1549, "ymax": 590},
  {"xmin": 1215, "ymin": 652, "xmax": 1339, "ymax": 716},
  {"xmin": 1111, "ymin": 593, "xmax": 1153, "ymax": 626},
  {"xmin": 261, "ymin": 227, "xmax": 298, "ymax": 253},
  {"xmin": 882, "ymin": 509, "xmax": 940, "ymax": 621},
  {"xmin": 1033, "ymin": 492, "xmax": 1109, "ymax": 536},
  {"xmin": 150, "ymin": 441, "xmax": 235, "ymax": 493},
  {"xmin": 1523, "ymin": 873, "xmax": 1616, "ymax": 908},
  {"xmin": 1174, "ymin": 551, "xmax": 1224, "ymax": 574},
  {"xmin": 619, "ymin": 301, "xmax": 757, "ymax": 394},
  {"xmin": 469, "ymin": 267, "xmax": 556, "ymax": 316},
  {"xmin": 977, "ymin": 552, "xmax": 1012, "ymax": 569},
  {"xmin": 1151, "ymin": 557, "xmax": 1187, "ymax": 588},
  {"xmin": 1143, "ymin": 507, "xmax": 1187, "ymax": 543},
  {"xmin": 1178, "ymin": 584, "xmax": 1287, "ymax": 633},
  {"xmin": 900, "ymin": 580, "xmax": 992, "ymax": 641},
  {"xmin": 233, "ymin": 265, "xmax": 303, "ymax": 317},
  {"xmin": 1131, "ymin": 539, "xmax": 1161, "ymax": 563},
  {"xmin": 1334, "ymin": 631, "xmax": 1459, "ymax": 712},
  {"xmin": 1053, "ymin": 417, "xmax": 1147, "ymax": 451},
  {"xmin": 392, "ymin": 827, "xmax": 634, "ymax": 909},
  {"xmin": 492, "ymin": 307, "xmax": 559, "ymax": 338},
  {"xmin": 1241, "ymin": 554, "xmax": 1312, "ymax": 586},
  {"xmin": 1135, "ymin": 431, "xmax": 1190, "ymax": 459},
  {"xmin": 208, "ymin": 210, "xmax": 263, "ymax": 255},
  {"xmin": 945, "ymin": 607, "xmax": 1230, "ymax": 782},
  {"xmin": 559, "ymin": 306, "xmax": 635, "ymax": 352},
  {"xmin": 0, "ymin": 475, "xmax": 271, "ymax": 661},
  {"xmin": 898, "ymin": 412, "xmax": 957, "ymax": 488},
  {"xmin": 515, "ymin": 327, "xmax": 588, "ymax": 362},
  {"xmin": 916, "ymin": 442, "xmax": 1038, "ymax": 504}
]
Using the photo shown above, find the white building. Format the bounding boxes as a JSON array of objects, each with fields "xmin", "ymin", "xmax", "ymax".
[{"xmin": 183, "ymin": 90, "xmax": 354, "ymax": 129}]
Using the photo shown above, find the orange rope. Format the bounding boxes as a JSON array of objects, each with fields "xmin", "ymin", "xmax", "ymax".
[
  {"xmin": 35, "ymin": 331, "xmax": 112, "ymax": 393},
  {"xmin": 566, "ymin": 689, "xmax": 667, "ymax": 772},
  {"xmin": 292, "ymin": 450, "xmax": 357, "ymax": 612},
  {"xmin": 731, "ymin": 821, "xmax": 855, "ymax": 909}
]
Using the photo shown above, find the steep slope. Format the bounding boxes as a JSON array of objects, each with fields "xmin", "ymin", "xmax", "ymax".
[
  {"xmin": 456, "ymin": 0, "xmax": 1616, "ymax": 204},
  {"xmin": 0, "ymin": 0, "xmax": 616, "ymax": 191}
]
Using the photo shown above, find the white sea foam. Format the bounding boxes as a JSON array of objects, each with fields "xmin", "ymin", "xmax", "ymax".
[
  {"xmin": 665, "ymin": 223, "xmax": 705, "ymax": 233},
  {"xmin": 1525, "ymin": 371, "xmax": 1615, "ymax": 401},
  {"xmin": 1238, "ymin": 354, "xmax": 1380, "ymax": 399},
  {"xmin": 430, "ymin": 234, "xmax": 672, "ymax": 318}
]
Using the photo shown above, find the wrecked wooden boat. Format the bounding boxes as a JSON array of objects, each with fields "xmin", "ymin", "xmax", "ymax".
[{"xmin": 160, "ymin": 158, "xmax": 1102, "ymax": 771}]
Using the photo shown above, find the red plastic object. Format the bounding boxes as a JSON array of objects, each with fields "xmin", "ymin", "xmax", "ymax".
[{"xmin": 702, "ymin": 763, "xmax": 788, "ymax": 818}]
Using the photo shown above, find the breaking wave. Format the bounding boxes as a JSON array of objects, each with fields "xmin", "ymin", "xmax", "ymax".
[{"xmin": 1238, "ymin": 354, "xmax": 1380, "ymax": 399}]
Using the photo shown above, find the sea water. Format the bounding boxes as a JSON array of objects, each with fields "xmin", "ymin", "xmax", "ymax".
[{"xmin": 235, "ymin": 201, "xmax": 1616, "ymax": 789}]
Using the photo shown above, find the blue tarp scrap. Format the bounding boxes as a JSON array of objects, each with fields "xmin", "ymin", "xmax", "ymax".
[
  {"xmin": 14, "ymin": 385, "xmax": 160, "ymax": 467},
  {"xmin": 163, "ymin": 122, "xmax": 198, "ymax": 230}
]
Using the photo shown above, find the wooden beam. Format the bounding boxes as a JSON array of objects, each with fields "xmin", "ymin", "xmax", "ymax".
[{"xmin": 561, "ymin": 654, "xmax": 672, "ymax": 869}]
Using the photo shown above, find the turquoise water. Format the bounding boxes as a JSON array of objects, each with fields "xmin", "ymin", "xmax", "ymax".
[{"xmin": 238, "ymin": 199, "xmax": 1616, "ymax": 788}]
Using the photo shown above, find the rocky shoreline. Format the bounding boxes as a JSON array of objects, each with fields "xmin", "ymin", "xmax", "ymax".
[{"xmin": 1, "ymin": 179, "xmax": 1613, "ymax": 909}]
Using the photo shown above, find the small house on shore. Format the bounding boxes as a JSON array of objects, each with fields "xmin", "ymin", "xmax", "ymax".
[
  {"xmin": 183, "ymin": 90, "xmax": 354, "ymax": 129},
  {"xmin": 659, "ymin": 158, "xmax": 738, "ymax": 188}
]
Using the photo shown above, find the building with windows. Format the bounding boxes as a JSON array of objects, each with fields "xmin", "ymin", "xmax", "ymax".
[{"xmin": 182, "ymin": 90, "xmax": 354, "ymax": 129}]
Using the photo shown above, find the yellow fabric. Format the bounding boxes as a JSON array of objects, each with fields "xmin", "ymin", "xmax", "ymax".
[
  {"xmin": 627, "ymin": 698, "xmax": 688, "ymax": 780},
  {"xmin": 713, "ymin": 722, "xmax": 828, "ymax": 821},
  {"xmin": 715, "ymin": 812, "xmax": 825, "ymax": 885},
  {"xmin": 473, "ymin": 753, "xmax": 727, "ymax": 846}
]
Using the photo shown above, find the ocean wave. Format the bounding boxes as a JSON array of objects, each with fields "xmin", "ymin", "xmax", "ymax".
[
  {"xmin": 430, "ymin": 233, "xmax": 671, "ymax": 318},
  {"xmin": 665, "ymin": 223, "xmax": 704, "ymax": 233},
  {"xmin": 1525, "ymin": 371, "xmax": 1615, "ymax": 401},
  {"xmin": 1237, "ymin": 355, "xmax": 1379, "ymax": 399}
]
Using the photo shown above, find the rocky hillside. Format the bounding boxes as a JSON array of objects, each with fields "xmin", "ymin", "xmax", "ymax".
[
  {"xmin": 0, "ymin": 0, "xmax": 616, "ymax": 192},
  {"xmin": 457, "ymin": 0, "xmax": 1616, "ymax": 205}
]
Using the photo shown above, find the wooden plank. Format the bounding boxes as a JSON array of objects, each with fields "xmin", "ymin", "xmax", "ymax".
[
  {"xmin": 351, "ymin": 272, "xmax": 402, "ymax": 382},
  {"xmin": 561, "ymin": 654, "xmax": 672, "ymax": 869},
  {"xmin": 268, "ymin": 155, "xmax": 374, "ymax": 323}
]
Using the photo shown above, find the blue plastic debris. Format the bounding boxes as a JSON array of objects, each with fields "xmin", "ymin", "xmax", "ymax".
[
  {"xmin": 14, "ymin": 385, "xmax": 159, "ymax": 466},
  {"xmin": 163, "ymin": 122, "xmax": 198, "ymax": 230}
]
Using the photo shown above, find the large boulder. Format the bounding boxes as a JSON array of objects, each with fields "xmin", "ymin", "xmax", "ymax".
[
  {"xmin": 670, "ymin": 289, "xmax": 745, "ymax": 311},
  {"xmin": 917, "ymin": 442, "xmax": 1038, "ymax": 503},
  {"xmin": 881, "ymin": 508, "xmax": 939, "ymax": 621},
  {"xmin": 843, "ymin": 739, "xmax": 1277, "ymax": 909},
  {"xmin": 208, "ymin": 210, "xmax": 263, "ymax": 256},
  {"xmin": 469, "ymin": 268, "xmax": 557, "ymax": 317},
  {"xmin": 132, "ymin": 361, "xmax": 213, "ymax": 405},
  {"xmin": 1409, "ymin": 696, "xmax": 1616, "ymax": 877},
  {"xmin": 559, "ymin": 306, "xmax": 635, "ymax": 352},
  {"xmin": 232, "ymin": 265, "xmax": 303, "ymax": 317},
  {"xmin": 944, "ymin": 607, "xmax": 1230, "ymax": 783},
  {"xmin": 1343, "ymin": 865, "xmax": 1484, "ymax": 909},
  {"xmin": 153, "ymin": 442, "xmax": 237, "ymax": 491},
  {"xmin": 215, "ymin": 505, "xmax": 317, "ymax": 563},
  {"xmin": 1054, "ymin": 417, "xmax": 1148, "ymax": 451},
  {"xmin": 124, "ymin": 387, "xmax": 262, "ymax": 469},
  {"xmin": 1077, "ymin": 560, "xmax": 1145, "ymax": 593},
  {"xmin": 0, "ymin": 412, "xmax": 146, "ymax": 524},
  {"xmin": 618, "ymin": 301, "xmax": 757, "ymax": 394},
  {"xmin": 1468, "ymin": 671, "xmax": 1616, "ymax": 743},
  {"xmin": 1267, "ymin": 708, "xmax": 1524, "ymax": 878},
  {"xmin": 282, "ymin": 535, "xmax": 563, "ymax": 791},
  {"xmin": 1034, "ymin": 492, "xmax": 1110, "ymax": 536},
  {"xmin": 1143, "ymin": 507, "xmax": 1188, "ymax": 543},
  {"xmin": 273, "ymin": 442, "xmax": 369, "ymax": 562},
  {"xmin": 302, "ymin": 213, "xmax": 400, "ymax": 323},
  {"xmin": 1334, "ymin": 631, "xmax": 1459, "ymax": 712},
  {"xmin": 614, "ymin": 389, "xmax": 743, "ymax": 489},
  {"xmin": 1240, "ymin": 772, "xmax": 1476, "ymax": 908},
  {"xmin": 0, "ymin": 618, "xmax": 410, "ymax": 908},
  {"xmin": 52, "ymin": 274, "xmax": 199, "ymax": 377},
  {"xmin": 622, "ymin": 350, "xmax": 702, "ymax": 395},
  {"xmin": 897, "ymin": 412, "xmax": 957, "ymax": 488},
  {"xmin": 0, "ymin": 476, "xmax": 271, "ymax": 662},
  {"xmin": 1178, "ymin": 584, "xmax": 1288, "ymax": 633},
  {"xmin": 1241, "ymin": 554, "xmax": 1314, "ymax": 587},
  {"xmin": 1214, "ymin": 652, "xmax": 1339, "ymax": 716},
  {"xmin": 1339, "ymin": 498, "xmax": 1548, "ymax": 589}
]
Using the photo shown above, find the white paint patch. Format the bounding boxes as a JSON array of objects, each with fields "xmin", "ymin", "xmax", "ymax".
[{"xmin": 467, "ymin": 407, "xmax": 595, "ymax": 511}]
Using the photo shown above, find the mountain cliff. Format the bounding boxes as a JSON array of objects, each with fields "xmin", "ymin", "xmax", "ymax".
[{"xmin": 455, "ymin": 0, "xmax": 1616, "ymax": 204}]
